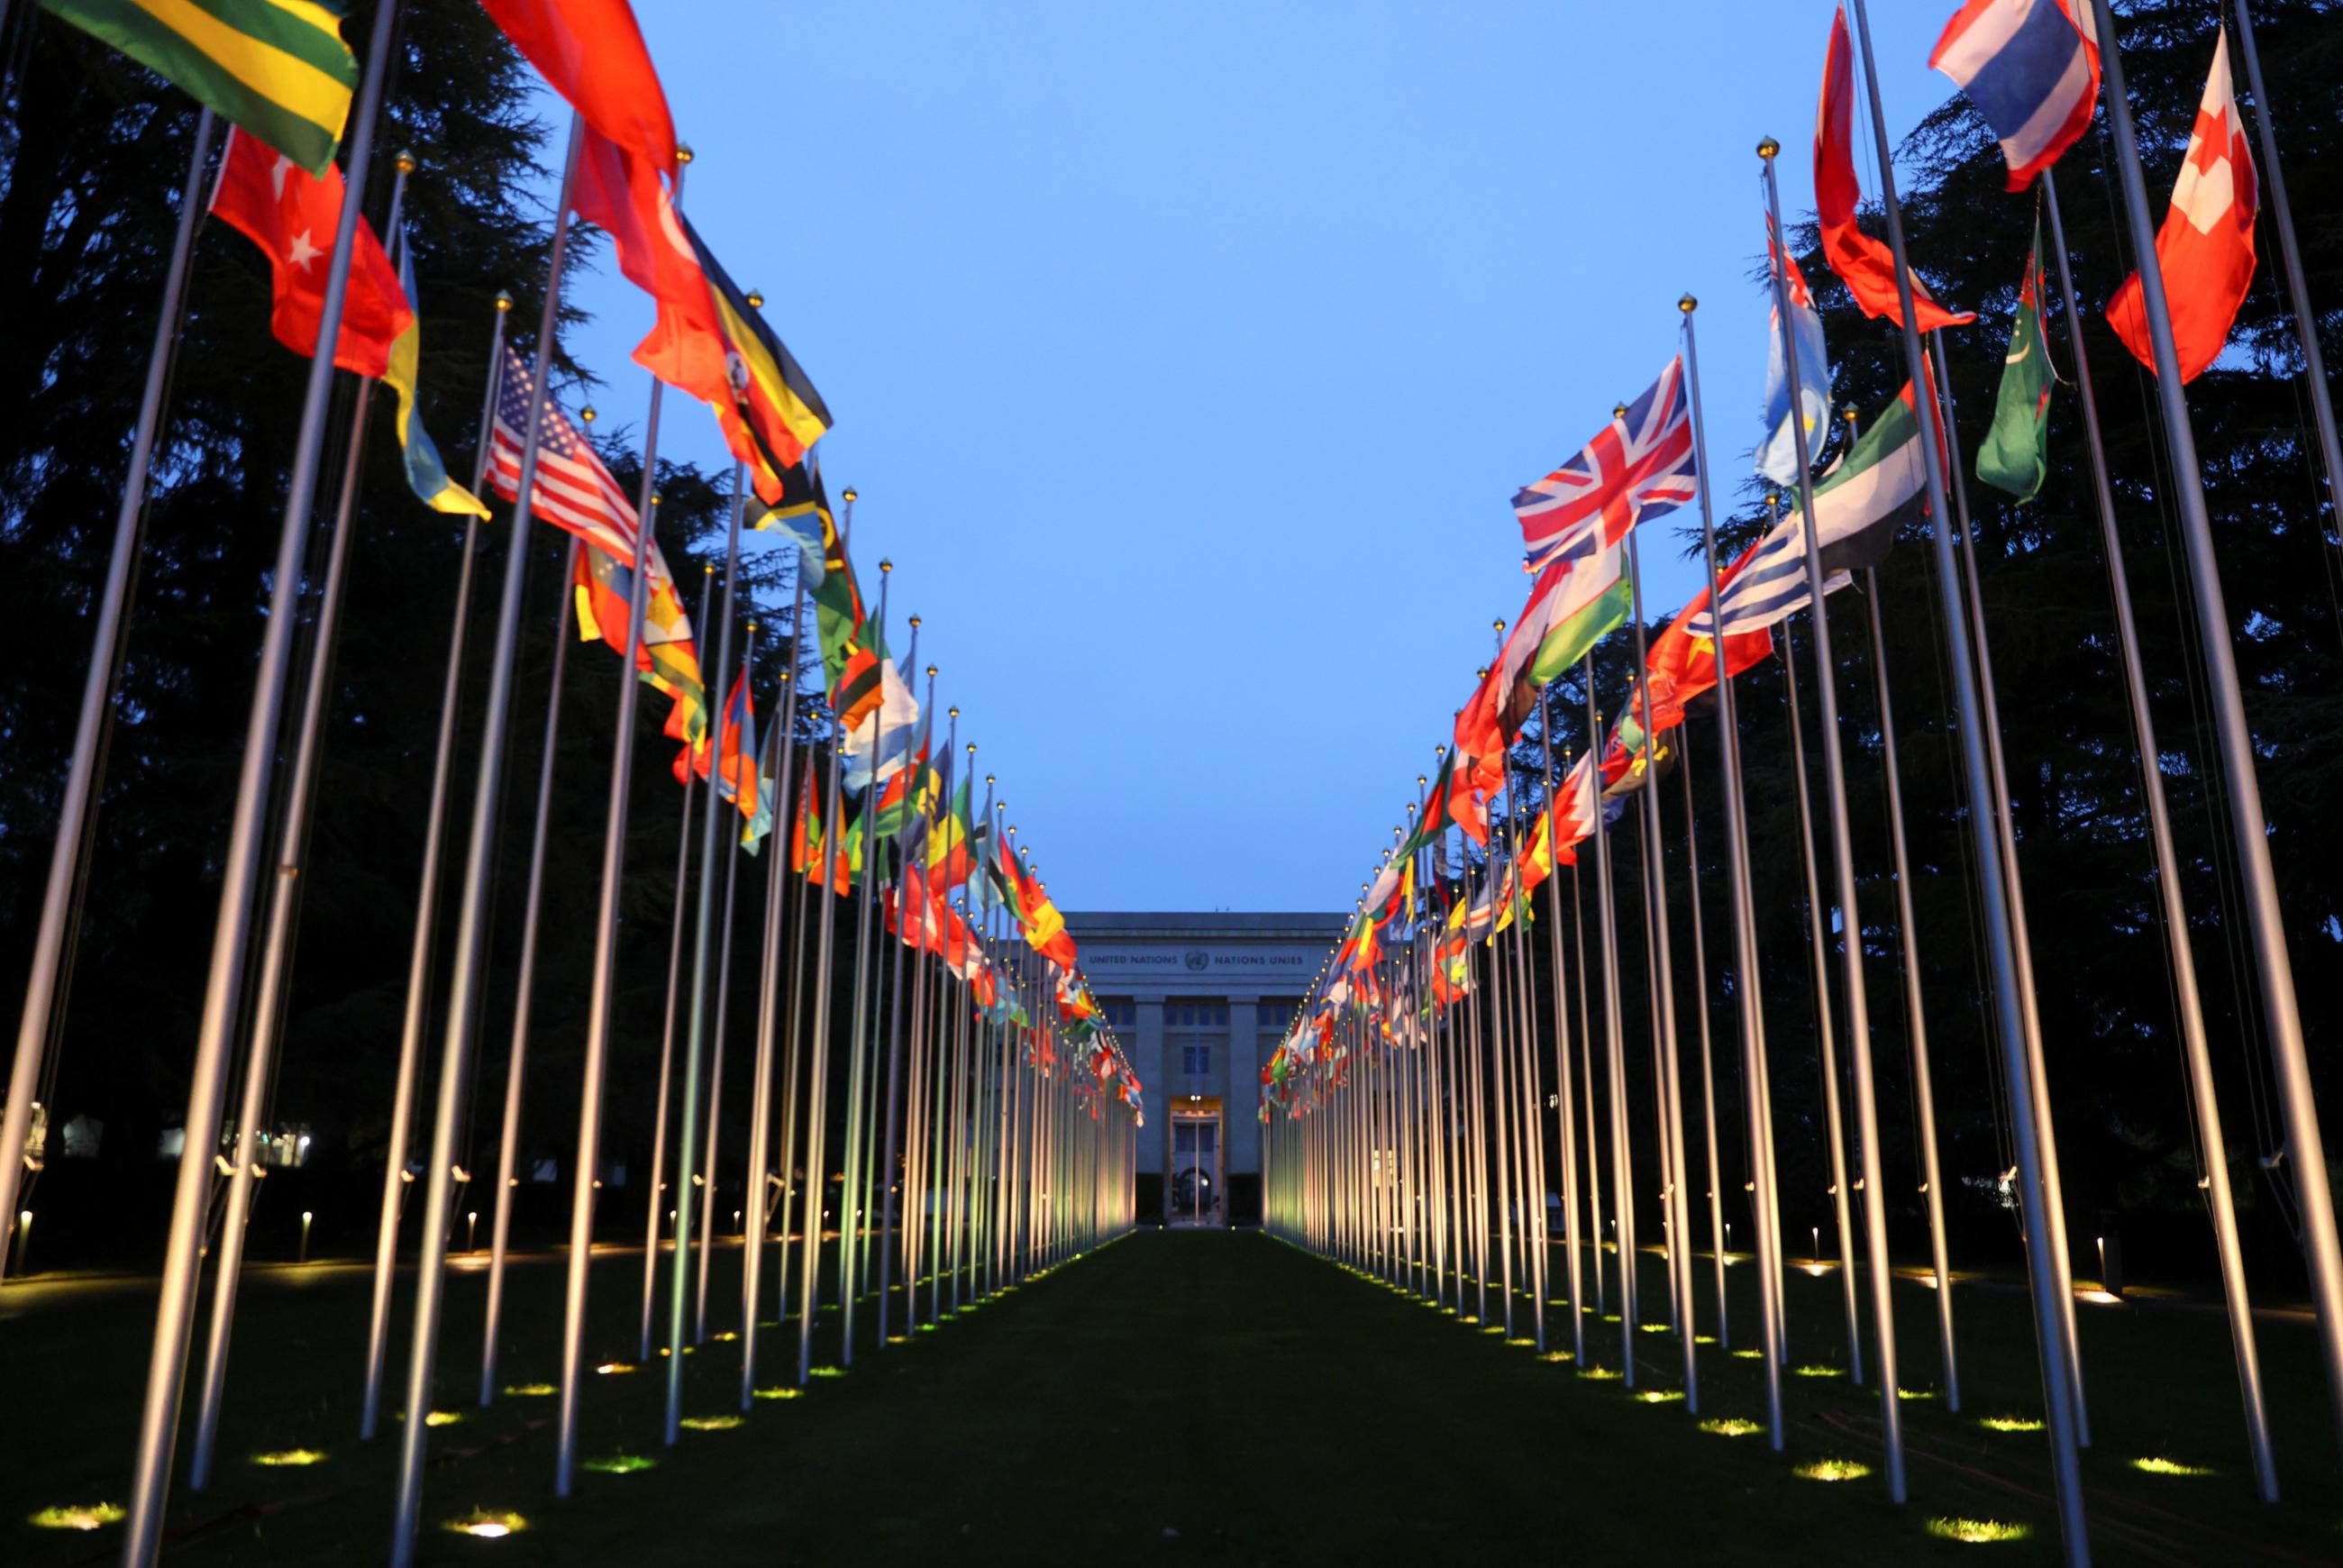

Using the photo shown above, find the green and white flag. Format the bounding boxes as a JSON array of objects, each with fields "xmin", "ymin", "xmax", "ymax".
[
  {"xmin": 1977, "ymin": 222, "xmax": 2056, "ymax": 499},
  {"xmin": 39, "ymin": 0, "xmax": 356, "ymax": 176}
]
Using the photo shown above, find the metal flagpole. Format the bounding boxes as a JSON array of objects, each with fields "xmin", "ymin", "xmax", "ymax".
[
  {"xmin": 121, "ymin": 7, "xmax": 400, "ymax": 1559},
  {"xmin": 1760, "ymin": 144, "xmax": 1904, "ymax": 1479},
  {"xmin": 1627, "ymin": 527, "xmax": 1700, "ymax": 1405},
  {"xmin": 552, "ymin": 366, "xmax": 669, "ymax": 1496},
  {"xmin": 1926, "ymin": 331, "xmax": 2087, "ymax": 1440},
  {"xmin": 2230, "ymin": 0, "xmax": 2343, "ymax": 538},
  {"xmin": 642, "ymin": 566, "xmax": 711, "ymax": 1361},
  {"xmin": 772, "ymin": 697, "xmax": 821, "ymax": 1332},
  {"xmin": 695, "ymin": 624, "xmax": 757, "ymax": 1343},
  {"xmin": 2040, "ymin": 167, "xmax": 2274, "ymax": 1496},
  {"xmin": 1674, "ymin": 720, "xmax": 1730, "ymax": 1354},
  {"xmin": 1844, "ymin": 2, "xmax": 2086, "ymax": 1545},
  {"xmin": 741, "ymin": 568, "xmax": 809, "ymax": 1404},
  {"xmin": 664, "ymin": 464, "xmax": 749, "ymax": 1439},
  {"xmin": 1537, "ymin": 721, "xmax": 1586, "ymax": 1366},
  {"xmin": 1, "ymin": 106, "xmax": 218, "ymax": 1238},
  {"xmin": 1584, "ymin": 665, "xmax": 1636, "ymax": 1380},
  {"xmin": 478, "ymin": 530, "xmax": 581, "ymax": 1406},
  {"xmin": 873, "ymin": 680, "xmax": 939, "ymax": 1341},
  {"xmin": 1571, "ymin": 845, "xmax": 1604, "ymax": 1320},
  {"xmin": 1855, "ymin": 549, "xmax": 1957, "ymax": 1408},
  {"xmin": 189, "ymin": 160, "xmax": 412, "ymax": 1491},
  {"xmin": 798, "ymin": 497, "xmax": 866, "ymax": 1382},
  {"xmin": 362, "ymin": 287, "xmax": 513, "ymax": 1440},
  {"xmin": 390, "ymin": 111, "xmax": 586, "ymax": 1568}
]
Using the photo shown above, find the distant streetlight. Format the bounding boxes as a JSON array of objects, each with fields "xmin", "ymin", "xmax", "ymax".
[{"xmin": 299, "ymin": 1210, "xmax": 315, "ymax": 1265}]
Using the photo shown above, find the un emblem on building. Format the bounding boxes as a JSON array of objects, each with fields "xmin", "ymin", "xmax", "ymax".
[{"xmin": 1183, "ymin": 950, "xmax": 1210, "ymax": 972}]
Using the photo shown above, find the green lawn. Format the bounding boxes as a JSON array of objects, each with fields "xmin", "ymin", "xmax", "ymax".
[{"xmin": 4, "ymin": 1230, "xmax": 2339, "ymax": 1563}]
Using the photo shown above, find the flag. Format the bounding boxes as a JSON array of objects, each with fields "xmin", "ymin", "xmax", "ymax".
[
  {"xmin": 925, "ymin": 775, "xmax": 975, "ymax": 890},
  {"xmin": 479, "ymin": 0, "xmax": 677, "ymax": 172},
  {"xmin": 1643, "ymin": 541, "xmax": 1775, "ymax": 733},
  {"xmin": 1455, "ymin": 537, "xmax": 1632, "ymax": 816},
  {"xmin": 1978, "ymin": 222, "xmax": 2057, "ymax": 497},
  {"xmin": 1398, "ymin": 752, "xmax": 1460, "ymax": 860},
  {"xmin": 1757, "ymin": 214, "xmax": 1832, "ymax": 486},
  {"xmin": 679, "ymin": 210, "xmax": 834, "ymax": 498},
  {"xmin": 1550, "ymin": 748, "xmax": 1600, "ymax": 863},
  {"xmin": 841, "ymin": 657, "xmax": 919, "ymax": 792},
  {"xmin": 572, "ymin": 534, "xmax": 708, "ymax": 758},
  {"xmin": 1817, "ymin": 5, "xmax": 1976, "ymax": 332},
  {"xmin": 1600, "ymin": 709, "xmax": 1673, "ymax": 798},
  {"xmin": 742, "ymin": 706, "xmax": 781, "ymax": 852},
  {"xmin": 209, "ymin": 127, "xmax": 410, "ymax": 378},
  {"xmin": 40, "ymin": 0, "xmax": 355, "ymax": 175},
  {"xmin": 488, "ymin": 345, "xmax": 643, "ymax": 564},
  {"xmin": 572, "ymin": 122, "xmax": 730, "ymax": 419},
  {"xmin": 2106, "ymin": 31, "xmax": 2257, "ymax": 384},
  {"xmin": 381, "ymin": 230, "xmax": 490, "ymax": 518},
  {"xmin": 791, "ymin": 767, "xmax": 847, "ymax": 895},
  {"xmin": 1930, "ymin": 0, "xmax": 2100, "ymax": 191},
  {"xmin": 688, "ymin": 665, "xmax": 759, "ymax": 816},
  {"xmin": 1511, "ymin": 356, "xmax": 1698, "ymax": 573}
]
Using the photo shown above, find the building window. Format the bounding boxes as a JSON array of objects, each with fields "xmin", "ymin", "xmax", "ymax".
[
  {"xmin": 1164, "ymin": 1000, "xmax": 1227, "ymax": 1028},
  {"xmin": 1098, "ymin": 998, "xmax": 1137, "ymax": 1029},
  {"xmin": 1181, "ymin": 1043, "xmax": 1211, "ymax": 1075}
]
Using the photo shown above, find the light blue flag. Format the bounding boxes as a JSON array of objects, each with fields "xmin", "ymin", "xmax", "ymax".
[{"xmin": 1756, "ymin": 218, "xmax": 1832, "ymax": 486}]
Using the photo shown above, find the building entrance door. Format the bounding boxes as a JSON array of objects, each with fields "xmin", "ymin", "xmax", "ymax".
[{"xmin": 1170, "ymin": 1108, "xmax": 1223, "ymax": 1227}]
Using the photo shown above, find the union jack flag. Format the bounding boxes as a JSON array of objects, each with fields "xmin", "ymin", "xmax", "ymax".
[
  {"xmin": 489, "ymin": 345, "xmax": 641, "ymax": 565},
  {"xmin": 1511, "ymin": 354, "xmax": 1699, "ymax": 573}
]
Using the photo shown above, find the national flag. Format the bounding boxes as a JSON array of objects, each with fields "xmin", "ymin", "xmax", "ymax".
[
  {"xmin": 40, "ymin": 0, "xmax": 356, "ymax": 175},
  {"xmin": 489, "ymin": 345, "xmax": 643, "ymax": 564},
  {"xmin": 1511, "ymin": 356, "xmax": 1698, "ymax": 573},
  {"xmin": 1455, "ymin": 537, "xmax": 1633, "ymax": 816},
  {"xmin": 1817, "ymin": 5, "xmax": 1976, "ymax": 332},
  {"xmin": 790, "ymin": 767, "xmax": 848, "ymax": 896},
  {"xmin": 688, "ymin": 664, "xmax": 759, "ymax": 817},
  {"xmin": 925, "ymin": 775, "xmax": 975, "ymax": 889},
  {"xmin": 1398, "ymin": 752, "xmax": 1459, "ymax": 860},
  {"xmin": 842, "ymin": 657, "xmax": 920, "ymax": 792},
  {"xmin": 572, "ymin": 122, "xmax": 730, "ymax": 421},
  {"xmin": 572, "ymin": 534, "xmax": 708, "ymax": 758},
  {"xmin": 479, "ymin": 0, "xmax": 678, "ymax": 172},
  {"xmin": 679, "ymin": 210, "xmax": 833, "ymax": 498},
  {"xmin": 742, "ymin": 706, "xmax": 781, "ymax": 852},
  {"xmin": 1930, "ymin": 0, "xmax": 2100, "ymax": 191},
  {"xmin": 380, "ymin": 229, "xmax": 489, "ymax": 517},
  {"xmin": 1757, "ymin": 214, "xmax": 1832, "ymax": 486},
  {"xmin": 1694, "ymin": 378, "xmax": 1942, "ymax": 635},
  {"xmin": 1600, "ymin": 708, "xmax": 1673, "ymax": 798},
  {"xmin": 1550, "ymin": 748, "xmax": 1600, "ymax": 863},
  {"xmin": 1977, "ymin": 222, "xmax": 2057, "ymax": 497},
  {"xmin": 209, "ymin": 126, "xmax": 411, "ymax": 378},
  {"xmin": 2106, "ymin": 31, "xmax": 2258, "ymax": 384},
  {"xmin": 1641, "ymin": 541, "xmax": 1775, "ymax": 733}
]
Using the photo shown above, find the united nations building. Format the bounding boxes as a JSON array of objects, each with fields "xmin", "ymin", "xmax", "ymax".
[{"xmin": 1064, "ymin": 912, "xmax": 1346, "ymax": 1228}]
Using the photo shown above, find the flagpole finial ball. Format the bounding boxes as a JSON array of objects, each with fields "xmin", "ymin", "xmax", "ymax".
[
  {"xmin": 842, "ymin": 488, "xmax": 857, "ymax": 504},
  {"xmin": 929, "ymin": 667, "xmax": 940, "ymax": 680},
  {"xmin": 1679, "ymin": 294, "xmax": 1697, "ymax": 314},
  {"xmin": 946, "ymin": 704, "xmax": 956, "ymax": 717},
  {"xmin": 967, "ymin": 742, "xmax": 977, "ymax": 754},
  {"xmin": 907, "ymin": 614, "xmax": 919, "ymax": 629},
  {"xmin": 744, "ymin": 621, "xmax": 759, "ymax": 634},
  {"xmin": 986, "ymin": 774, "xmax": 995, "ymax": 785},
  {"xmin": 1757, "ymin": 136, "xmax": 1781, "ymax": 160},
  {"xmin": 880, "ymin": 559, "xmax": 893, "ymax": 573},
  {"xmin": 1765, "ymin": 491, "xmax": 1782, "ymax": 508},
  {"xmin": 1841, "ymin": 404, "xmax": 1859, "ymax": 423},
  {"xmin": 1436, "ymin": 745, "xmax": 1446, "ymax": 759},
  {"xmin": 395, "ymin": 150, "xmax": 417, "ymax": 175},
  {"xmin": 496, "ymin": 291, "xmax": 513, "ymax": 313},
  {"xmin": 651, "ymin": 493, "xmax": 661, "ymax": 506},
  {"xmin": 580, "ymin": 406, "xmax": 597, "ymax": 424},
  {"xmin": 677, "ymin": 144, "xmax": 695, "ymax": 166},
  {"xmin": 704, "ymin": 563, "xmax": 716, "ymax": 577}
]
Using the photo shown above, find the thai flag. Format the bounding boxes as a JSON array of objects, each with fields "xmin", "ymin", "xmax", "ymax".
[{"xmin": 1930, "ymin": 0, "xmax": 2100, "ymax": 190}]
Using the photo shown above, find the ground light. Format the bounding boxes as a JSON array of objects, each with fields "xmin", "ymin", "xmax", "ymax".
[
  {"xmin": 580, "ymin": 1454, "xmax": 658, "ymax": 1475},
  {"xmin": 444, "ymin": 1509, "xmax": 526, "ymax": 1539},
  {"xmin": 1791, "ymin": 1363, "xmax": 1843, "ymax": 1379},
  {"xmin": 1636, "ymin": 1389, "xmax": 1685, "ymax": 1404},
  {"xmin": 810, "ymin": 1365, "xmax": 848, "ymax": 1379},
  {"xmin": 501, "ymin": 1382, "xmax": 557, "ymax": 1398},
  {"xmin": 1794, "ymin": 1459, "xmax": 1872, "ymax": 1482},
  {"xmin": 1578, "ymin": 1366, "xmax": 1621, "ymax": 1381},
  {"xmin": 752, "ymin": 1387, "xmax": 802, "ymax": 1400},
  {"xmin": 2130, "ymin": 1456, "xmax": 2216, "ymax": 1477},
  {"xmin": 679, "ymin": 1415, "xmax": 744, "ymax": 1431},
  {"xmin": 594, "ymin": 1362, "xmax": 635, "ymax": 1375},
  {"xmin": 29, "ymin": 1502, "xmax": 126, "ymax": 1531},
  {"xmin": 1977, "ymin": 1415, "xmax": 2045, "ymax": 1434},
  {"xmin": 1700, "ymin": 1418, "xmax": 1762, "ymax": 1437},
  {"xmin": 1925, "ymin": 1518, "xmax": 2032, "ymax": 1545},
  {"xmin": 250, "ymin": 1449, "xmax": 327, "ymax": 1467}
]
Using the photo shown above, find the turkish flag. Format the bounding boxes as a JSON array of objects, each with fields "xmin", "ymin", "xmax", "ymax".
[
  {"xmin": 2107, "ymin": 31, "xmax": 2258, "ymax": 383},
  {"xmin": 209, "ymin": 128, "xmax": 411, "ymax": 378}
]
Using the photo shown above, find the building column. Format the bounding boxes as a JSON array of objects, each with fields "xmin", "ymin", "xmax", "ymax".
[
  {"xmin": 1226, "ymin": 997, "xmax": 1260, "ymax": 1218},
  {"xmin": 1136, "ymin": 996, "xmax": 1167, "ymax": 1222}
]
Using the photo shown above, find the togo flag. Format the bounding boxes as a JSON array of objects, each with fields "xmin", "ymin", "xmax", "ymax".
[
  {"xmin": 1977, "ymin": 222, "xmax": 2056, "ymax": 498},
  {"xmin": 41, "ymin": 0, "xmax": 356, "ymax": 177},
  {"xmin": 382, "ymin": 230, "xmax": 489, "ymax": 518}
]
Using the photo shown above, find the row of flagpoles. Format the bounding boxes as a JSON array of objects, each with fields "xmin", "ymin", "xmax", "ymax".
[
  {"xmin": 1262, "ymin": 3, "xmax": 2338, "ymax": 1563},
  {"xmin": 0, "ymin": 2, "xmax": 1141, "ymax": 1564}
]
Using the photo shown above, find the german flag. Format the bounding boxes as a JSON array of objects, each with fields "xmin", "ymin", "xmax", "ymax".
[{"xmin": 679, "ymin": 211, "xmax": 832, "ymax": 503}]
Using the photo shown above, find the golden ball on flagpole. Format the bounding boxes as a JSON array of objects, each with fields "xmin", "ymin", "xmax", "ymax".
[
  {"xmin": 842, "ymin": 487, "xmax": 858, "ymax": 504},
  {"xmin": 395, "ymin": 150, "xmax": 417, "ymax": 176},
  {"xmin": 746, "ymin": 289, "xmax": 764, "ymax": 309},
  {"xmin": 1680, "ymin": 293, "xmax": 1698, "ymax": 314},
  {"xmin": 1757, "ymin": 136, "xmax": 1781, "ymax": 160},
  {"xmin": 677, "ymin": 143, "xmax": 695, "ymax": 166},
  {"xmin": 496, "ymin": 290, "xmax": 513, "ymax": 313},
  {"xmin": 580, "ymin": 406, "xmax": 596, "ymax": 424}
]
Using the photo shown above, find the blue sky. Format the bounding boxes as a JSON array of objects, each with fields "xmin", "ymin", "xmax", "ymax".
[{"xmin": 558, "ymin": 2, "xmax": 1963, "ymax": 915}]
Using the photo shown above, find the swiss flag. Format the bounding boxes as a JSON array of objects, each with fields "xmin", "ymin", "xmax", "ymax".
[
  {"xmin": 2107, "ymin": 31, "xmax": 2258, "ymax": 382},
  {"xmin": 209, "ymin": 128, "xmax": 411, "ymax": 378}
]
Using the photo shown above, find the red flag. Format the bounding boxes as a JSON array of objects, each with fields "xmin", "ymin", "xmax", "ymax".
[
  {"xmin": 209, "ymin": 128, "xmax": 411, "ymax": 378},
  {"xmin": 478, "ymin": 0, "xmax": 677, "ymax": 171},
  {"xmin": 2106, "ymin": 31, "xmax": 2258, "ymax": 383},
  {"xmin": 1815, "ymin": 6, "xmax": 1975, "ymax": 333},
  {"xmin": 1641, "ymin": 542, "xmax": 1775, "ymax": 734},
  {"xmin": 572, "ymin": 123, "xmax": 734, "ymax": 420}
]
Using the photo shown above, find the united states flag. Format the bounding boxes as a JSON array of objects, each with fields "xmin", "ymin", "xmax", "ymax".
[
  {"xmin": 1512, "ymin": 355, "xmax": 1699, "ymax": 573},
  {"xmin": 489, "ymin": 345, "xmax": 641, "ymax": 565}
]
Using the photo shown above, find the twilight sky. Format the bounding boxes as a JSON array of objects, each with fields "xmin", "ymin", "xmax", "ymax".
[{"xmin": 556, "ymin": 1, "xmax": 1965, "ymax": 914}]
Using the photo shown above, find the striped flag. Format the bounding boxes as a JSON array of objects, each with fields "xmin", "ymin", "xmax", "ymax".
[
  {"xmin": 1929, "ymin": 0, "xmax": 2099, "ymax": 191},
  {"xmin": 40, "ymin": 0, "xmax": 356, "ymax": 175},
  {"xmin": 1511, "ymin": 356, "xmax": 1698, "ymax": 573},
  {"xmin": 488, "ymin": 345, "xmax": 642, "ymax": 565},
  {"xmin": 1455, "ymin": 538, "xmax": 1633, "ymax": 818}
]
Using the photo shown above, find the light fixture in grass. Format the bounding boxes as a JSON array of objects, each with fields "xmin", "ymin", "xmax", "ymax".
[
  {"xmin": 1579, "ymin": 1366, "xmax": 1622, "ymax": 1381},
  {"xmin": 1636, "ymin": 1389, "xmax": 1685, "ymax": 1404},
  {"xmin": 810, "ymin": 1365, "xmax": 849, "ymax": 1379},
  {"xmin": 1729, "ymin": 1348, "xmax": 1764, "ymax": 1360},
  {"xmin": 443, "ymin": 1509, "xmax": 525, "ymax": 1538},
  {"xmin": 250, "ymin": 1450, "xmax": 326, "ymax": 1468},
  {"xmin": 1976, "ymin": 1415, "xmax": 2044, "ymax": 1434},
  {"xmin": 1791, "ymin": 1363, "xmax": 1842, "ymax": 1379},
  {"xmin": 1795, "ymin": 1459, "xmax": 1871, "ymax": 1482},
  {"xmin": 501, "ymin": 1382, "xmax": 557, "ymax": 1398},
  {"xmin": 580, "ymin": 1454, "xmax": 657, "ymax": 1475},
  {"xmin": 29, "ymin": 1503, "xmax": 126, "ymax": 1532},
  {"xmin": 752, "ymin": 1387, "xmax": 801, "ymax": 1401},
  {"xmin": 1925, "ymin": 1518, "xmax": 2031, "ymax": 1544},
  {"xmin": 1538, "ymin": 1352, "xmax": 1573, "ymax": 1363},
  {"xmin": 1504, "ymin": 1337, "xmax": 1536, "ymax": 1347},
  {"xmin": 679, "ymin": 1415, "xmax": 743, "ymax": 1432},
  {"xmin": 1897, "ymin": 1387, "xmax": 1936, "ymax": 1401},
  {"xmin": 1700, "ymin": 1418, "xmax": 1761, "ymax": 1437},
  {"xmin": 2130, "ymin": 1456, "xmax": 2215, "ymax": 1477}
]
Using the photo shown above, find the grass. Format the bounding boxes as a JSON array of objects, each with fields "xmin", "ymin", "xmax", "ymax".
[{"xmin": 3, "ymin": 1230, "xmax": 2338, "ymax": 1563}]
